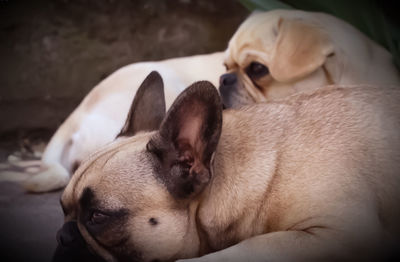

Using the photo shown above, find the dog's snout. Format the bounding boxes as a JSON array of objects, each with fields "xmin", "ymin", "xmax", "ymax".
[
  {"xmin": 53, "ymin": 221, "xmax": 106, "ymax": 262},
  {"xmin": 219, "ymin": 84, "xmax": 231, "ymax": 98},
  {"xmin": 220, "ymin": 73, "xmax": 237, "ymax": 86},
  {"xmin": 219, "ymin": 73, "xmax": 238, "ymax": 109},
  {"xmin": 56, "ymin": 221, "xmax": 84, "ymax": 248},
  {"xmin": 219, "ymin": 84, "xmax": 235, "ymax": 109}
]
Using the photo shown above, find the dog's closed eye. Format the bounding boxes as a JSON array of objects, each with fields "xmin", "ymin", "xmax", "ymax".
[
  {"xmin": 83, "ymin": 208, "xmax": 129, "ymax": 239},
  {"xmin": 88, "ymin": 210, "xmax": 110, "ymax": 225}
]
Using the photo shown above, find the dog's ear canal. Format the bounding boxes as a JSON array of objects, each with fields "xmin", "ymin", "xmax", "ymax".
[
  {"xmin": 117, "ymin": 71, "xmax": 166, "ymax": 138},
  {"xmin": 149, "ymin": 81, "xmax": 223, "ymax": 198}
]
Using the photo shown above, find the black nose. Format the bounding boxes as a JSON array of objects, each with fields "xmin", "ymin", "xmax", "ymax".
[
  {"xmin": 219, "ymin": 73, "xmax": 237, "ymax": 86},
  {"xmin": 56, "ymin": 221, "xmax": 82, "ymax": 247}
]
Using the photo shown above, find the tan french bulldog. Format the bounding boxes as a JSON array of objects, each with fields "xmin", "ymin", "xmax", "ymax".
[
  {"xmin": 56, "ymin": 71, "xmax": 400, "ymax": 262},
  {"xmin": 220, "ymin": 9, "xmax": 400, "ymax": 108}
]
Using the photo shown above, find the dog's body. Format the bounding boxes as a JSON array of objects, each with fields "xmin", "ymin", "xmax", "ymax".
[
  {"xmin": 19, "ymin": 52, "xmax": 225, "ymax": 192},
  {"xmin": 190, "ymin": 86, "xmax": 400, "ymax": 261},
  {"xmin": 57, "ymin": 72, "xmax": 400, "ymax": 261},
  {"xmin": 220, "ymin": 10, "xmax": 400, "ymax": 107}
]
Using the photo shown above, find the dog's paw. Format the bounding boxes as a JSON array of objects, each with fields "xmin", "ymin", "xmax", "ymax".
[
  {"xmin": 0, "ymin": 165, "xmax": 31, "ymax": 183},
  {"xmin": 0, "ymin": 160, "xmax": 42, "ymax": 183},
  {"xmin": 22, "ymin": 163, "xmax": 70, "ymax": 192}
]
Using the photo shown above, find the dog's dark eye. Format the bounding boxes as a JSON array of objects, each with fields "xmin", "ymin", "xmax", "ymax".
[
  {"xmin": 88, "ymin": 211, "xmax": 110, "ymax": 225},
  {"xmin": 246, "ymin": 62, "xmax": 269, "ymax": 78},
  {"xmin": 83, "ymin": 208, "xmax": 129, "ymax": 236}
]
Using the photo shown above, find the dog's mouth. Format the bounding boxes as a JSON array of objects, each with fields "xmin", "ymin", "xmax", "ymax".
[
  {"xmin": 53, "ymin": 221, "xmax": 106, "ymax": 262},
  {"xmin": 219, "ymin": 89, "xmax": 233, "ymax": 110}
]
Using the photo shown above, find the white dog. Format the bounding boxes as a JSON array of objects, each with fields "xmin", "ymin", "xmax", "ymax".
[{"xmin": 219, "ymin": 10, "xmax": 400, "ymax": 107}]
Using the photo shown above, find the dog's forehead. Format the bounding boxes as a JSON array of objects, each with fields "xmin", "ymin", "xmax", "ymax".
[
  {"xmin": 61, "ymin": 132, "xmax": 155, "ymax": 211},
  {"xmin": 227, "ymin": 11, "xmax": 280, "ymax": 66},
  {"xmin": 232, "ymin": 11, "xmax": 281, "ymax": 42},
  {"xmin": 227, "ymin": 10, "xmax": 316, "ymax": 66}
]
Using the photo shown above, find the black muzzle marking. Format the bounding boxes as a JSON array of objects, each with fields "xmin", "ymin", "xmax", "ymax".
[{"xmin": 52, "ymin": 221, "xmax": 106, "ymax": 262}]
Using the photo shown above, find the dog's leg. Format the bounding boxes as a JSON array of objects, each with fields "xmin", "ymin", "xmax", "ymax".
[
  {"xmin": 0, "ymin": 160, "xmax": 69, "ymax": 192},
  {"xmin": 179, "ymin": 231, "xmax": 328, "ymax": 262},
  {"xmin": 0, "ymin": 160, "xmax": 42, "ymax": 182},
  {"xmin": 22, "ymin": 163, "xmax": 70, "ymax": 192},
  {"xmin": 178, "ymin": 217, "xmax": 384, "ymax": 262},
  {"xmin": 0, "ymin": 165, "xmax": 35, "ymax": 183}
]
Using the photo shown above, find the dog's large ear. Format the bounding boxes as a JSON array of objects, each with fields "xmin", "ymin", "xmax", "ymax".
[
  {"xmin": 270, "ymin": 18, "xmax": 334, "ymax": 82},
  {"xmin": 117, "ymin": 71, "xmax": 166, "ymax": 138},
  {"xmin": 148, "ymin": 81, "xmax": 223, "ymax": 198}
]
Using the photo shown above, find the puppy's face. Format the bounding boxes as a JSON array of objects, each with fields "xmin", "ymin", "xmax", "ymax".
[
  {"xmin": 220, "ymin": 10, "xmax": 335, "ymax": 108},
  {"xmin": 60, "ymin": 133, "xmax": 195, "ymax": 262},
  {"xmin": 55, "ymin": 72, "xmax": 223, "ymax": 262}
]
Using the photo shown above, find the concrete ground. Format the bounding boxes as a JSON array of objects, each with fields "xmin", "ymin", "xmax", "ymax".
[{"xmin": 0, "ymin": 182, "xmax": 62, "ymax": 262}]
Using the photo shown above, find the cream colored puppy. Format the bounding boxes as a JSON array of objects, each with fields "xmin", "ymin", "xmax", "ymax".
[
  {"xmin": 16, "ymin": 52, "xmax": 224, "ymax": 192},
  {"xmin": 56, "ymin": 73, "xmax": 400, "ymax": 261},
  {"xmin": 219, "ymin": 9, "xmax": 400, "ymax": 107}
]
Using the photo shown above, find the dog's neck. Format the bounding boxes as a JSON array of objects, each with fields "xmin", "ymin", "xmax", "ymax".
[{"xmin": 194, "ymin": 107, "xmax": 287, "ymax": 253}]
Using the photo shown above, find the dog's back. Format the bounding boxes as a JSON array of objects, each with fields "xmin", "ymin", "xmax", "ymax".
[
  {"xmin": 276, "ymin": 85, "xmax": 400, "ymax": 230},
  {"xmin": 209, "ymin": 85, "xmax": 400, "ymax": 259}
]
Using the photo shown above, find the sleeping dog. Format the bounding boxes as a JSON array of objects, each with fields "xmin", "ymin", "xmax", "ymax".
[
  {"xmin": 55, "ymin": 71, "xmax": 400, "ymax": 261},
  {"xmin": 220, "ymin": 9, "xmax": 400, "ymax": 107}
]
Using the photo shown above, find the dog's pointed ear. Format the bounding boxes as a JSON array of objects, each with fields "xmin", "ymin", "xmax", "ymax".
[
  {"xmin": 148, "ymin": 81, "xmax": 223, "ymax": 198},
  {"xmin": 117, "ymin": 71, "xmax": 166, "ymax": 138},
  {"xmin": 270, "ymin": 18, "xmax": 334, "ymax": 82}
]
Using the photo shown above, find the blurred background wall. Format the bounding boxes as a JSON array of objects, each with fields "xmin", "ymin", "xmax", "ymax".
[{"xmin": 0, "ymin": 0, "xmax": 249, "ymax": 156}]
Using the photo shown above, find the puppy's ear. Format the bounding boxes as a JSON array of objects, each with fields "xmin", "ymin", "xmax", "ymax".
[
  {"xmin": 117, "ymin": 71, "xmax": 166, "ymax": 138},
  {"xmin": 148, "ymin": 81, "xmax": 222, "ymax": 198},
  {"xmin": 270, "ymin": 18, "xmax": 334, "ymax": 82}
]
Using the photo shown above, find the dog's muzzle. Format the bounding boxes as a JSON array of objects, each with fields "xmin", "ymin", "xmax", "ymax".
[
  {"xmin": 219, "ymin": 73, "xmax": 238, "ymax": 109},
  {"xmin": 52, "ymin": 221, "xmax": 106, "ymax": 262}
]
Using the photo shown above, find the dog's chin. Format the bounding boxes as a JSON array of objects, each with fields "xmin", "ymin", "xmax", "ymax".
[
  {"xmin": 220, "ymin": 94, "xmax": 243, "ymax": 109},
  {"xmin": 219, "ymin": 88, "xmax": 254, "ymax": 110},
  {"xmin": 53, "ymin": 221, "xmax": 107, "ymax": 262},
  {"xmin": 221, "ymin": 95, "xmax": 237, "ymax": 109},
  {"xmin": 221, "ymin": 94, "xmax": 233, "ymax": 109},
  {"xmin": 219, "ymin": 84, "xmax": 239, "ymax": 109},
  {"xmin": 219, "ymin": 76, "xmax": 256, "ymax": 109}
]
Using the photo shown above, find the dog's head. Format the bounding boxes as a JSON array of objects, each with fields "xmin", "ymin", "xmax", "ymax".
[
  {"xmin": 54, "ymin": 72, "xmax": 223, "ymax": 262},
  {"xmin": 220, "ymin": 10, "xmax": 337, "ymax": 108}
]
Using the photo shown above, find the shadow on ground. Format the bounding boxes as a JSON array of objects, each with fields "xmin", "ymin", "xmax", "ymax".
[{"xmin": 0, "ymin": 182, "xmax": 62, "ymax": 262}]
